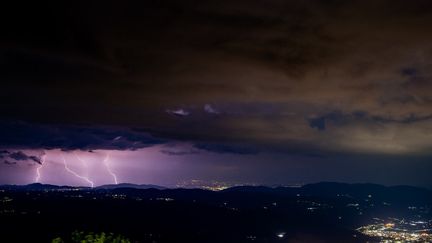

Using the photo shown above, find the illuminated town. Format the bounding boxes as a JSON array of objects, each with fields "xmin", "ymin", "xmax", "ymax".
[
  {"xmin": 357, "ymin": 218, "xmax": 432, "ymax": 242},
  {"xmin": 175, "ymin": 179, "xmax": 254, "ymax": 191},
  {"xmin": 1, "ymin": 182, "xmax": 432, "ymax": 242}
]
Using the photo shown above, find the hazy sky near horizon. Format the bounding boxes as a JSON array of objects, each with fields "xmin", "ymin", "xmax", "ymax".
[{"xmin": 1, "ymin": 0, "xmax": 432, "ymax": 187}]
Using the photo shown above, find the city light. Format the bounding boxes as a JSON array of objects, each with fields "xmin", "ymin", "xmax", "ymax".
[{"xmin": 357, "ymin": 218, "xmax": 432, "ymax": 242}]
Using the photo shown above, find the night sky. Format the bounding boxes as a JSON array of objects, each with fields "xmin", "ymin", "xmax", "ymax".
[{"xmin": 1, "ymin": 1, "xmax": 432, "ymax": 188}]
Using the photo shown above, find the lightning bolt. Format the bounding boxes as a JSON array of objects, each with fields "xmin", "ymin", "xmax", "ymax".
[
  {"xmin": 74, "ymin": 152, "xmax": 89, "ymax": 169},
  {"xmin": 61, "ymin": 154, "xmax": 94, "ymax": 188},
  {"xmin": 35, "ymin": 153, "xmax": 46, "ymax": 183},
  {"xmin": 103, "ymin": 152, "xmax": 118, "ymax": 184}
]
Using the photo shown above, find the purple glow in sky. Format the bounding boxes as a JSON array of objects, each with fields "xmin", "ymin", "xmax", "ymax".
[
  {"xmin": 2, "ymin": 144, "xmax": 256, "ymax": 187},
  {"xmin": 2, "ymin": 143, "xmax": 432, "ymax": 188}
]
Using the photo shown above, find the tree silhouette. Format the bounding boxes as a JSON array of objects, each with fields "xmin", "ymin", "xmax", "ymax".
[{"xmin": 51, "ymin": 231, "xmax": 131, "ymax": 243}]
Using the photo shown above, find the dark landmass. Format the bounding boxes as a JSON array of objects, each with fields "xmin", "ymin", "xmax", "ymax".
[
  {"xmin": 0, "ymin": 183, "xmax": 166, "ymax": 191},
  {"xmin": 0, "ymin": 182, "xmax": 431, "ymax": 242},
  {"xmin": 95, "ymin": 183, "xmax": 166, "ymax": 190}
]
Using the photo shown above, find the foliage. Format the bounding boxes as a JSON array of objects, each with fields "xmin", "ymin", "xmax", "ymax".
[
  {"xmin": 51, "ymin": 231, "xmax": 131, "ymax": 243},
  {"xmin": 51, "ymin": 237, "xmax": 64, "ymax": 243}
]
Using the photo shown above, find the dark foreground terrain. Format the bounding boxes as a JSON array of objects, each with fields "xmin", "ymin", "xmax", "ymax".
[{"xmin": 0, "ymin": 182, "xmax": 431, "ymax": 242}]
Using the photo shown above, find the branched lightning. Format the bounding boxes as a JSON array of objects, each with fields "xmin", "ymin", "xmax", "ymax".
[
  {"xmin": 61, "ymin": 155, "xmax": 94, "ymax": 188},
  {"xmin": 103, "ymin": 152, "xmax": 118, "ymax": 184},
  {"xmin": 35, "ymin": 153, "xmax": 46, "ymax": 183}
]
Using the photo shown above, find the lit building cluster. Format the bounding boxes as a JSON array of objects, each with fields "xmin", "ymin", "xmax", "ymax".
[
  {"xmin": 1, "ymin": 196, "xmax": 13, "ymax": 203},
  {"xmin": 357, "ymin": 218, "xmax": 432, "ymax": 242},
  {"xmin": 175, "ymin": 179, "xmax": 250, "ymax": 191}
]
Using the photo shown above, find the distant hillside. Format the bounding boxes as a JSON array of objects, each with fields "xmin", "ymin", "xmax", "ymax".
[
  {"xmin": 1, "ymin": 182, "xmax": 431, "ymax": 204},
  {"xmin": 0, "ymin": 183, "xmax": 77, "ymax": 191},
  {"xmin": 220, "ymin": 182, "xmax": 432, "ymax": 204},
  {"xmin": 95, "ymin": 183, "xmax": 166, "ymax": 190}
]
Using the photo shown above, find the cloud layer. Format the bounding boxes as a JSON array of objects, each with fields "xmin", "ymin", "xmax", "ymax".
[
  {"xmin": 1, "ymin": 0, "xmax": 432, "ymax": 155},
  {"xmin": 0, "ymin": 121, "xmax": 164, "ymax": 151}
]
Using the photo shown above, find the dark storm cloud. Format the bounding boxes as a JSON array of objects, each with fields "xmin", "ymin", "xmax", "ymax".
[
  {"xmin": 160, "ymin": 149, "xmax": 200, "ymax": 156},
  {"xmin": 308, "ymin": 111, "xmax": 369, "ymax": 131},
  {"xmin": 1, "ymin": 0, "xmax": 432, "ymax": 155},
  {"xmin": 3, "ymin": 160, "xmax": 16, "ymax": 165},
  {"xmin": 0, "ymin": 121, "xmax": 165, "ymax": 151},
  {"xmin": 194, "ymin": 143, "xmax": 259, "ymax": 155},
  {"xmin": 9, "ymin": 151, "xmax": 30, "ymax": 161},
  {"xmin": 0, "ymin": 150, "xmax": 44, "ymax": 165},
  {"xmin": 9, "ymin": 151, "xmax": 42, "ymax": 164}
]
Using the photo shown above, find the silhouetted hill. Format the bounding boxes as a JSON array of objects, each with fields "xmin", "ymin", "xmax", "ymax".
[
  {"xmin": 298, "ymin": 182, "xmax": 432, "ymax": 203},
  {"xmin": 222, "ymin": 185, "xmax": 275, "ymax": 193},
  {"xmin": 220, "ymin": 182, "xmax": 432, "ymax": 204},
  {"xmin": 95, "ymin": 183, "xmax": 166, "ymax": 190},
  {"xmin": 0, "ymin": 183, "xmax": 77, "ymax": 191},
  {"xmin": 1, "ymin": 182, "xmax": 431, "ymax": 204}
]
